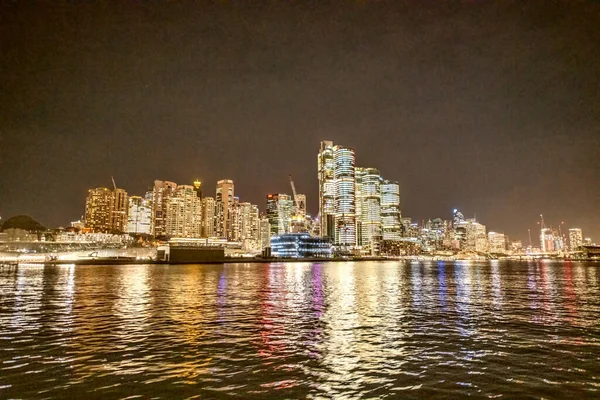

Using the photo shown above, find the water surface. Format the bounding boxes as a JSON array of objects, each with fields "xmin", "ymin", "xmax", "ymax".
[{"xmin": 1, "ymin": 261, "xmax": 599, "ymax": 398}]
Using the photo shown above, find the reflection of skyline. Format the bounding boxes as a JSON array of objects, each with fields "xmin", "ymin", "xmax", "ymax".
[{"xmin": 1, "ymin": 261, "xmax": 599, "ymax": 398}]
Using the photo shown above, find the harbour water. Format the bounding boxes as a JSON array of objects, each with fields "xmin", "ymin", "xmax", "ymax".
[{"xmin": 1, "ymin": 261, "xmax": 599, "ymax": 398}]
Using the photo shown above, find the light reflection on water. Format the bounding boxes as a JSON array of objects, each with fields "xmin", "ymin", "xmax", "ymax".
[{"xmin": 0, "ymin": 261, "xmax": 599, "ymax": 398}]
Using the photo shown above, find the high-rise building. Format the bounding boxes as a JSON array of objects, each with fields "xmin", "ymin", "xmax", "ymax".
[
  {"xmin": 318, "ymin": 141, "xmax": 335, "ymax": 239},
  {"xmin": 540, "ymin": 228, "xmax": 554, "ymax": 252},
  {"xmin": 333, "ymin": 145, "xmax": 356, "ymax": 246},
  {"xmin": 84, "ymin": 187, "xmax": 129, "ymax": 233},
  {"xmin": 295, "ymin": 194, "xmax": 307, "ymax": 218},
  {"xmin": 569, "ymin": 228, "xmax": 583, "ymax": 251},
  {"xmin": 165, "ymin": 185, "xmax": 202, "ymax": 238},
  {"xmin": 381, "ymin": 180, "xmax": 401, "ymax": 241},
  {"xmin": 152, "ymin": 180, "xmax": 177, "ymax": 237},
  {"xmin": 238, "ymin": 202, "xmax": 260, "ymax": 251},
  {"xmin": 266, "ymin": 193, "xmax": 294, "ymax": 236},
  {"xmin": 465, "ymin": 220, "xmax": 487, "ymax": 253},
  {"xmin": 193, "ymin": 179, "xmax": 202, "ymax": 199},
  {"xmin": 202, "ymin": 197, "xmax": 216, "ymax": 237},
  {"xmin": 111, "ymin": 188, "xmax": 128, "ymax": 233},
  {"xmin": 127, "ymin": 195, "xmax": 153, "ymax": 235},
  {"xmin": 356, "ymin": 167, "xmax": 382, "ymax": 253},
  {"xmin": 228, "ymin": 197, "xmax": 241, "ymax": 242},
  {"xmin": 259, "ymin": 217, "xmax": 271, "ymax": 250},
  {"xmin": 488, "ymin": 232, "xmax": 507, "ymax": 254},
  {"xmin": 84, "ymin": 188, "xmax": 114, "ymax": 233},
  {"xmin": 215, "ymin": 179, "xmax": 234, "ymax": 239}
]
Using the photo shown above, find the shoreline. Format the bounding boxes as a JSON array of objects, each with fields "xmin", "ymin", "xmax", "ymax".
[{"xmin": 2, "ymin": 256, "xmax": 599, "ymax": 266}]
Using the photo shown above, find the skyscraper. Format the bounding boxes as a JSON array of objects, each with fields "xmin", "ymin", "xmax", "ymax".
[
  {"xmin": 569, "ymin": 228, "xmax": 583, "ymax": 251},
  {"xmin": 266, "ymin": 193, "xmax": 294, "ymax": 236},
  {"xmin": 127, "ymin": 195, "xmax": 153, "ymax": 235},
  {"xmin": 318, "ymin": 141, "xmax": 335, "ymax": 239},
  {"xmin": 215, "ymin": 179, "xmax": 234, "ymax": 239},
  {"xmin": 201, "ymin": 197, "xmax": 215, "ymax": 237},
  {"xmin": 259, "ymin": 217, "xmax": 271, "ymax": 250},
  {"xmin": 381, "ymin": 180, "xmax": 401, "ymax": 241},
  {"xmin": 84, "ymin": 188, "xmax": 114, "ymax": 233},
  {"xmin": 356, "ymin": 167, "xmax": 382, "ymax": 253},
  {"xmin": 540, "ymin": 228, "xmax": 554, "ymax": 252},
  {"xmin": 152, "ymin": 180, "xmax": 177, "ymax": 237},
  {"xmin": 165, "ymin": 185, "xmax": 202, "ymax": 238},
  {"xmin": 229, "ymin": 197, "xmax": 241, "ymax": 242},
  {"xmin": 84, "ymin": 187, "xmax": 129, "ymax": 233},
  {"xmin": 333, "ymin": 145, "xmax": 356, "ymax": 246},
  {"xmin": 488, "ymin": 232, "xmax": 507, "ymax": 254},
  {"xmin": 295, "ymin": 194, "xmax": 307, "ymax": 218},
  {"xmin": 111, "ymin": 188, "xmax": 129, "ymax": 233},
  {"xmin": 193, "ymin": 179, "xmax": 202, "ymax": 199}
]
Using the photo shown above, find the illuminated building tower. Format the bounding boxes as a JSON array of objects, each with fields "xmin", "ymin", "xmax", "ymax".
[
  {"xmin": 266, "ymin": 193, "xmax": 294, "ymax": 236},
  {"xmin": 356, "ymin": 167, "xmax": 382, "ymax": 254},
  {"xmin": 165, "ymin": 185, "xmax": 202, "ymax": 238},
  {"xmin": 488, "ymin": 232, "xmax": 507, "ymax": 254},
  {"xmin": 333, "ymin": 145, "xmax": 356, "ymax": 246},
  {"xmin": 229, "ymin": 197, "xmax": 242, "ymax": 242},
  {"xmin": 215, "ymin": 179, "xmax": 234, "ymax": 239},
  {"xmin": 295, "ymin": 194, "xmax": 307, "ymax": 218},
  {"xmin": 127, "ymin": 195, "xmax": 153, "ymax": 235},
  {"xmin": 381, "ymin": 180, "xmax": 401, "ymax": 241},
  {"xmin": 152, "ymin": 180, "xmax": 177, "ymax": 237},
  {"xmin": 85, "ymin": 187, "xmax": 129, "ymax": 233},
  {"xmin": 465, "ymin": 220, "xmax": 487, "ymax": 253},
  {"xmin": 193, "ymin": 179, "xmax": 202, "ymax": 199},
  {"xmin": 569, "ymin": 228, "xmax": 583, "ymax": 251},
  {"xmin": 318, "ymin": 141, "xmax": 335, "ymax": 239},
  {"xmin": 237, "ymin": 202, "xmax": 260, "ymax": 251},
  {"xmin": 84, "ymin": 188, "xmax": 114, "ymax": 233},
  {"xmin": 201, "ymin": 197, "xmax": 215, "ymax": 237},
  {"xmin": 540, "ymin": 228, "xmax": 554, "ymax": 252},
  {"xmin": 111, "ymin": 188, "xmax": 128, "ymax": 233},
  {"xmin": 259, "ymin": 217, "xmax": 271, "ymax": 249}
]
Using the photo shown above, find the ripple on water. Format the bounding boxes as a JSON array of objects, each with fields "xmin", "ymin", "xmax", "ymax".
[{"xmin": 0, "ymin": 261, "xmax": 599, "ymax": 398}]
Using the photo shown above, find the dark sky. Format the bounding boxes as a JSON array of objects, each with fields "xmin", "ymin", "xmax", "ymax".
[{"xmin": 1, "ymin": 0, "xmax": 599, "ymax": 243}]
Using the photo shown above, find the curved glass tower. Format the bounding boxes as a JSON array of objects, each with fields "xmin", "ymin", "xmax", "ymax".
[
  {"xmin": 381, "ymin": 180, "xmax": 401, "ymax": 241},
  {"xmin": 333, "ymin": 145, "xmax": 356, "ymax": 247}
]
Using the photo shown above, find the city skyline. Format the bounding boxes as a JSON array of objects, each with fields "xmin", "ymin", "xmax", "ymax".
[{"xmin": 2, "ymin": 1, "xmax": 600, "ymax": 243}]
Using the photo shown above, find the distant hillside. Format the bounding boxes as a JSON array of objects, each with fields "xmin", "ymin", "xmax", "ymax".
[{"xmin": 1, "ymin": 215, "xmax": 46, "ymax": 232}]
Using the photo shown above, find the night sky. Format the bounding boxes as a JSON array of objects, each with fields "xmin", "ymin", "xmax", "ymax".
[{"xmin": 1, "ymin": 1, "xmax": 599, "ymax": 243}]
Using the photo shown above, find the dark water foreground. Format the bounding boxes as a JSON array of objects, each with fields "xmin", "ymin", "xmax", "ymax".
[{"xmin": 0, "ymin": 261, "xmax": 599, "ymax": 399}]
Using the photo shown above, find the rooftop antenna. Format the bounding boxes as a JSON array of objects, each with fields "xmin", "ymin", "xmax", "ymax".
[
  {"xmin": 528, "ymin": 229, "xmax": 532, "ymax": 247},
  {"xmin": 111, "ymin": 176, "xmax": 117, "ymax": 191}
]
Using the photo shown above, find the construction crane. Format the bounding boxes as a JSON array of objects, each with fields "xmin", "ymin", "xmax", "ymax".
[
  {"xmin": 288, "ymin": 174, "xmax": 308, "ymax": 233},
  {"xmin": 288, "ymin": 174, "xmax": 301, "ymax": 216}
]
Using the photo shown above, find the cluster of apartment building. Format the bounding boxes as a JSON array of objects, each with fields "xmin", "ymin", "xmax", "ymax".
[{"xmin": 83, "ymin": 179, "xmax": 271, "ymax": 252}]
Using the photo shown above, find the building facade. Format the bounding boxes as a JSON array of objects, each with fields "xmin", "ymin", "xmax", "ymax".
[
  {"xmin": 127, "ymin": 195, "xmax": 153, "ymax": 235},
  {"xmin": 165, "ymin": 185, "xmax": 202, "ymax": 238},
  {"xmin": 152, "ymin": 180, "xmax": 177, "ymax": 237},
  {"xmin": 356, "ymin": 167, "xmax": 382, "ymax": 254},
  {"xmin": 318, "ymin": 141, "xmax": 335, "ymax": 239},
  {"xmin": 85, "ymin": 187, "xmax": 129, "ymax": 233},
  {"xmin": 201, "ymin": 197, "xmax": 215, "ymax": 237},
  {"xmin": 333, "ymin": 145, "xmax": 356, "ymax": 246},
  {"xmin": 266, "ymin": 193, "xmax": 294, "ymax": 236},
  {"xmin": 215, "ymin": 179, "xmax": 234, "ymax": 239},
  {"xmin": 381, "ymin": 180, "xmax": 401, "ymax": 241},
  {"xmin": 569, "ymin": 228, "xmax": 583, "ymax": 251},
  {"xmin": 270, "ymin": 233, "xmax": 332, "ymax": 258}
]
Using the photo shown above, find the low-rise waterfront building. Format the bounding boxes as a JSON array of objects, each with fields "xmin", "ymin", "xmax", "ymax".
[{"xmin": 270, "ymin": 233, "xmax": 332, "ymax": 258}]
